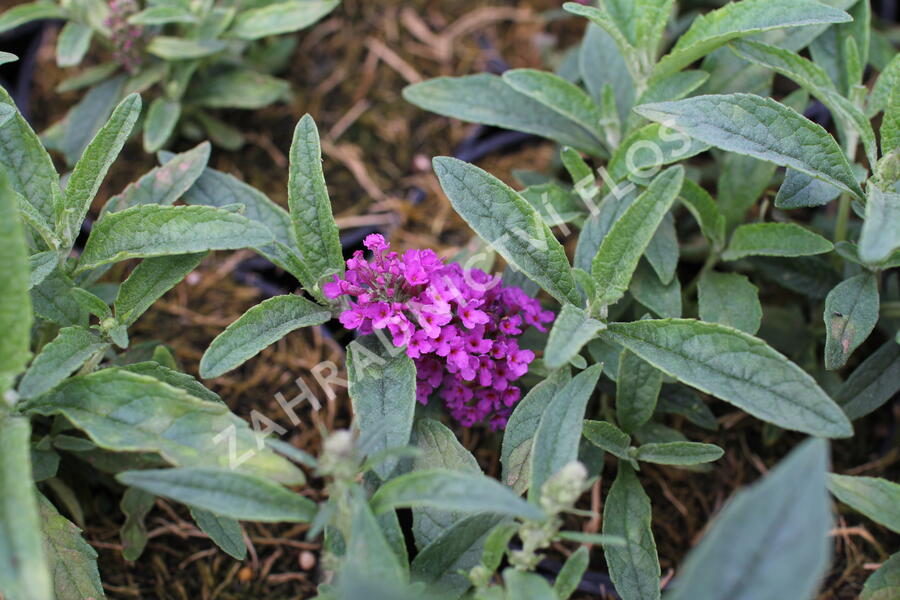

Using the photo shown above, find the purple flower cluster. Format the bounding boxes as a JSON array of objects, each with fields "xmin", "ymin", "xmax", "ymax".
[
  {"xmin": 104, "ymin": 0, "xmax": 145, "ymax": 73},
  {"xmin": 324, "ymin": 234, "xmax": 553, "ymax": 429}
]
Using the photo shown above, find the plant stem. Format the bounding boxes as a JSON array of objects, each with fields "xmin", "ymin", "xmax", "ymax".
[{"xmin": 834, "ymin": 193, "xmax": 851, "ymax": 243}]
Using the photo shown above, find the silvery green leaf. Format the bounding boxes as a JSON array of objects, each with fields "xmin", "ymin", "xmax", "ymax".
[
  {"xmin": 16, "ymin": 188, "xmax": 57, "ymax": 249},
  {"xmin": 22, "ymin": 368, "xmax": 304, "ymax": 484},
  {"xmin": 114, "ymin": 254, "xmax": 204, "ymax": 327},
  {"xmin": 0, "ymin": 51, "xmax": 16, "ymax": 65},
  {"xmin": 503, "ymin": 569, "xmax": 558, "ymax": 600},
  {"xmin": 108, "ymin": 143, "xmax": 210, "ymax": 214},
  {"xmin": 433, "ymin": 157, "xmax": 580, "ymax": 305},
  {"xmin": 190, "ymin": 507, "xmax": 246, "ymax": 560},
  {"xmin": 750, "ymin": 256, "xmax": 840, "ymax": 299},
  {"xmin": 867, "ymin": 53, "xmax": 900, "ymax": 118},
  {"xmin": 591, "ymin": 166, "xmax": 684, "ymax": 308},
  {"xmin": 698, "ymin": 271, "xmax": 762, "ymax": 335},
  {"xmin": 544, "ymin": 304, "xmax": 605, "ymax": 370},
  {"xmin": 646, "ymin": 212, "xmax": 678, "ymax": 286},
  {"xmin": 118, "ymin": 468, "xmax": 316, "ymax": 522},
  {"xmin": 195, "ymin": 113, "xmax": 244, "ymax": 150},
  {"xmin": 369, "ymin": 470, "xmax": 543, "ymax": 521},
  {"xmin": 77, "ymin": 205, "xmax": 274, "ymax": 272},
  {"xmin": 28, "ymin": 251, "xmax": 58, "ymax": 289},
  {"xmin": 341, "ymin": 489, "xmax": 407, "ymax": 588},
  {"xmin": 579, "ymin": 23, "xmax": 634, "ymax": 125},
  {"xmin": 633, "ymin": 70, "xmax": 709, "ymax": 111},
  {"xmin": 722, "ymin": 222, "xmax": 833, "ymax": 261},
  {"xmin": 190, "ymin": 69, "xmax": 290, "ymax": 110},
  {"xmin": 617, "ymin": 348, "xmax": 662, "ymax": 434},
  {"xmin": 823, "ymin": 272, "xmax": 878, "ymax": 370},
  {"xmin": 60, "ymin": 94, "xmax": 141, "ymax": 246},
  {"xmin": 633, "ymin": 442, "xmax": 723, "ymax": 466},
  {"xmin": 679, "ymin": 178, "xmax": 726, "ymax": 250},
  {"xmin": 129, "ymin": 5, "xmax": 197, "ymax": 25},
  {"xmin": 70, "ymin": 287, "xmax": 110, "ymax": 320},
  {"xmin": 858, "ymin": 186, "xmax": 900, "ymax": 264},
  {"xmin": 667, "ymin": 438, "xmax": 831, "ymax": 600},
  {"xmin": 0, "ymin": 416, "xmax": 53, "ymax": 600},
  {"xmin": 716, "ymin": 153, "xmax": 777, "ymax": 226},
  {"xmin": 651, "ymin": 0, "xmax": 851, "ymax": 80},
  {"xmin": 775, "ymin": 169, "xmax": 842, "ymax": 209},
  {"xmin": 603, "ymin": 464, "xmax": 660, "ymax": 600},
  {"xmin": 603, "ymin": 319, "xmax": 853, "ymax": 437},
  {"xmin": 634, "ymin": 94, "xmax": 863, "ymax": 199},
  {"xmin": 31, "ymin": 270, "xmax": 87, "ymax": 328},
  {"xmin": 142, "ymin": 98, "xmax": 181, "ymax": 153},
  {"xmin": 583, "ymin": 420, "xmax": 631, "ymax": 461},
  {"xmin": 503, "ymin": 69, "xmax": 605, "ymax": 141},
  {"xmin": 37, "ymin": 493, "xmax": 103, "ymax": 600},
  {"xmin": 119, "ymin": 362, "xmax": 221, "ymax": 405},
  {"xmin": 630, "ymin": 260, "xmax": 681, "ymax": 319},
  {"xmin": 520, "ymin": 183, "xmax": 584, "ymax": 227},
  {"xmin": 881, "ymin": 78, "xmax": 900, "ymax": 156},
  {"xmin": 828, "ymin": 474, "xmax": 900, "ymax": 533},
  {"xmin": 554, "ymin": 545, "xmax": 589, "ymax": 600},
  {"xmin": 120, "ymin": 487, "xmax": 153, "ymax": 561},
  {"xmin": 60, "ymin": 75, "xmax": 125, "ymax": 167},
  {"xmin": 146, "ymin": 37, "xmax": 226, "ymax": 60},
  {"xmin": 860, "ymin": 552, "xmax": 900, "ymax": 600},
  {"xmin": 55, "ymin": 22, "xmax": 91, "ymax": 68},
  {"xmin": 835, "ymin": 340, "xmax": 900, "ymax": 420},
  {"xmin": 288, "ymin": 114, "xmax": 344, "ymax": 295},
  {"xmin": 530, "ymin": 364, "xmax": 603, "ymax": 501},
  {"xmin": 0, "ymin": 2, "xmax": 64, "ymax": 34},
  {"xmin": 809, "ymin": 0, "xmax": 869, "ymax": 94},
  {"xmin": 574, "ymin": 186, "xmax": 637, "ymax": 272},
  {"xmin": 607, "ymin": 124, "xmax": 708, "ymax": 183},
  {"xmin": 201, "ymin": 294, "xmax": 330, "ymax": 378},
  {"xmin": 501, "ymin": 369, "xmax": 571, "ymax": 494},
  {"xmin": 347, "ymin": 336, "xmax": 416, "ymax": 480},
  {"xmin": 18, "ymin": 327, "xmax": 108, "ymax": 399},
  {"xmin": 404, "ymin": 75, "xmax": 606, "ymax": 156},
  {"xmin": 655, "ymin": 386, "xmax": 718, "ymax": 431},
  {"xmin": 0, "ymin": 172, "xmax": 33, "ymax": 394},
  {"xmin": 229, "ymin": 0, "xmax": 339, "ymax": 39},
  {"xmin": 562, "ymin": 3, "xmax": 643, "ymax": 83}
]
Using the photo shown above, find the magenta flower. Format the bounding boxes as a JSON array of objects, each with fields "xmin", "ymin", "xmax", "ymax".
[{"xmin": 326, "ymin": 234, "xmax": 554, "ymax": 429}]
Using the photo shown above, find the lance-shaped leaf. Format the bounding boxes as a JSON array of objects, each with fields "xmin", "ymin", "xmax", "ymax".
[
  {"xmin": 287, "ymin": 114, "xmax": 344, "ymax": 294},
  {"xmin": 37, "ymin": 494, "xmax": 104, "ymax": 600},
  {"xmin": 617, "ymin": 349, "xmax": 662, "ymax": 434},
  {"xmin": 679, "ymin": 178, "xmax": 725, "ymax": 250},
  {"xmin": 60, "ymin": 94, "xmax": 141, "ymax": 246},
  {"xmin": 775, "ymin": 169, "xmax": 841, "ymax": 209},
  {"xmin": 603, "ymin": 464, "xmax": 660, "ymax": 600},
  {"xmin": 530, "ymin": 364, "xmax": 603, "ymax": 500},
  {"xmin": 607, "ymin": 124, "xmax": 709, "ymax": 182},
  {"xmin": 190, "ymin": 70, "xmax": 289, "ymax": 110},
  {"xmin": 120, "ymin": 362, "xmax": 221, "ymax": 405},
  {"xmin": 823, "ymin": 273, "xmax": 878, "ymax": 371},
  {"xmin": 143, "ymin": 98, "xmax": 181, "ymax": 153},
  {"xmin": 868, "ymin": 53, "xmax": 900, "ymax": 118},
  {"xmin": 106, "ymin": 143, "xmax": 210, "ymax": 213},
  {"xmin": 579, "ymin": 23, "xmax": 635, "ymax": 125},
  {"xmin": 229, "ymin": 0, "xmax": 339, "ymax": 39},
  {"xmin": 200, "ymin": 294, "xmax": 331, "ymax": 378},
  {"xmin": 583, "ymin": 420, "xmax": 632, "ymax": 461},
  {"xmin": 0, "ymin": 416, "xmax": 52, "ymax": 600},
  {"xmin": 544, "ymin": 304, "xmax": 605, "ymax": 369},
  {"xmin": 347, "ymin": 336, "xmax": 416, "ymax": 480},
  {"xmin": 370, "ymin": 469, "xmax": 543, "ymax": 521},
  {"xmin": 190, "ymin": 507, "xmax": 246, "ymax": 560},
  {"xmin": 340, "ymin": 489, "xmax": 408, "ymax": 590},
  {"xmin": 0, "ymin": 171, "xmax": 33, "ymax": 395},
  {"xmin": 503, "ymin": 69, "xmax": 605, "ymax": 140},
  {"xmin": 555, "ymin": 545, "xmax": 590, "ymax": 600},
  {"xmin": 633, "ymin": 442, "xmax": 723, "ymax": 466},
  {"xmin": 828, "ymin": 474, "xmax": 900, "ymax": 534},
  {"xmin": 651, "ymin": 0, "xmax": 851, "ymax": 80},
  {"xmin": 667, "ymin": 438, "xmax": 831, "ymax": 600},
  {"xmin": 592, "ymin": 166, "xmax": 684, "ymax": 307},
  {"xmin": 859, "ymin": 186, "xmax": 900, "ymax": 264},
  {"xmin": 860, "ymin": 552, "xmax": 900, "ymax": 600},
  {"xmin": 146, "ymin": 37, "xmax": 226, "ymax": 60},
  {"xmin": 630, "ymin": 260, "xmax": 681, "ymax": 319},
  {"xmin": 880, "ymin": 78, "xmax": 899, "ymax": 155},
  {"xmin": 21, "ymin": 369, "xmax": 304, "ymax": 484},
  {"xmin": 603, "ymin": 319, "xmax": 853, "ymax": 437},
  {"xmin": 115, "ymin": 253, "xmax": 205, "ymax": 327},
  {"xmin": 433, "ymin": 157, "xmax": 580, "ymax": 305},
  {"xmin": 118, "ymin": 468, "xmax": 316, "ymax": 522},
  {"xmin": 18, "ymin": 327, "xmax": 108, "ymax": 399},
  {"xmin": 56, "ymin": 22, "xmax": 91, "ymax": 68},
  {"xmin": 835, "ymin": 341, "xmax": 900, "ymax": 420},
  {"xmin": 404, "ymin": 75, "xmax": 606, "ymax": 156},
  {"xmin": 77, "ymin": 205, "xmax": 274, "ymax": 272},
  {"xmin": 722, "ymin": 222, "xmax": 833, "ymax": 261},
  {"xmin": 698, "ymin": 271, "xmax": 762, "ymax": 335},
  {"xmin": 634, "ymin": 94, "xmax": 864, "ymax": 199},
  {"xmin": 0, "ymin": 2, "xmax": 65, "ymax": 34},
  {"xmin": 120, "ymin": 487, "xmax": 154, "ymax": 561}
]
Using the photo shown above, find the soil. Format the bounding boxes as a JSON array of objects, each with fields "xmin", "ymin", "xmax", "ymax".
[{"xmin": 2, "ymin": 0, "xmax": 898, "ymax": 598}]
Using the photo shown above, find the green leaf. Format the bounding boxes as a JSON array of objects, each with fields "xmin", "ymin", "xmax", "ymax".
[
  {"xmin": 603, "ymin": 319, "xmax": 853, "ymax": 437},
  {"xmin": 370, "ymin": 470, "xmax": 544, "ymax": 521},
  {"xmin": 37, "ymin": 494, "xmax": 103, "ymax": 600},
  {"xmin": 544, "ymin": 304, "xmax": 605, "ymax": 370},
  {"xmin": 0, "ymin": 52, "xmax": 16, "ymax": 65},
  {"xmin": 56, "ymin": 22, "xmax": 92, "ymax": 68},
  {"xmin": 835, "ymin": 340, "xmax": 900, "ymax": 420},
  {"xmin": 880, "ymin": 78, "xmax": 900, "ymax": 155},
  {"xmin": 501, "ymin": 369, "xmax": 572, "ymax": 494},
  {"xmin": 288, "ymin": 114, "xmax": 344, "ymax": 294},
  {"xmin": 644, "ymin": 213, "xmax": 678, "ymax": 285},
  {"xmin": 77, "ymin": 205, "xmax": 274, "ymax": 272},
  {"xmin": 562, "ymin": 3, "xmax": 643, "ymax": 83},
  {"xmin": 860, "ymin": 552, "xmax": 900, "ymax": 600},
  {"xmin": 503, "ymin": 69, "xmax": 605, "ymax": 141},
  {"xmin": 404, "ymin": 75, "xmax": 606, "ymax": 156},
  {"xmin": 579, "ymin": 23, "xmax": 635, "ymax": 125},
  {"xmin": 190, "ymin": 69, "xmax": 289, "ymax": 109},
  {"xmin": 190, "ymin": 507, "xmax": 246, "ymax": 560},
  {"xmin": 722, "ymin": 222, "xmax": 833, "ymax": 261},
  {"xmin": 530, "ymin": 364, "xmax": 603, "ymax": 500},
  {"xmin": 229, "ymin": 0, "xmax": 339, "ymax": 39},
  {"xmin": 18, "ymin": 327, "xmax": 108, "ymax": 399},
  {"xmin": 603, "ymin": 464, "xmax": 660, "ymax": 600},
  {"xmin": 583, "ymin": 420, "xmax": 631, "ymax": 461},
  {"xmin": 129, "ymin": 5, "xmax": 197, "ymax": 25},
  {"xmin": 120, "ymin": 487, "xmax": 154, "ymax": 561},
  {"xmin": 775, "ymin": 169, "xmax": 841, "ymax": 209},
  {"xmin": 868, "ymin": 53, "xmax": 900, "ymax": 118},
  {"xmin": 0, "ymin": 171, "xmax": 33, "ymax": 395},
  {"xmin": 751, "ymin": 255, "xmax": 839, "ymax": 299},
  {"xmin": 607, "ymin": 124, "xmax": 709, "ymax": 183},
  {"xmin": 347, "ymin": 336, "xmax": 416, "ymax": 480},
  {"xmin": 146, "ymin": 37, "xmax": 226, "ymax": 59},
  {"xmin": 667, "ymin": 438, "xmax": 831, "ymax": 600},
  {"xmin": 574, "ymin": 187, "xmax": 637, "ymax": 273},
  {"xmin": 679, "ymin": 178, "xmax": 726, "ymax": 250},
  {"xmin": 22, "ymin": 368, "xmax": 304, "ymax": 484},
  {"xmin": 143, "ymin": 98, "xmax": 181, "ymax": 153},
  {"xmin": 0, "ymin": 416, "xmax": 52, "ymax": 600},
  {"xmin": 858, "ymin": 186, "xmax": 900, "ymax": 264},
  {"xmin": 433, "ymin": 157, "xmax": 580, "ymax": 305},
  {"xmin": 633, "ymin": 441, "xmax": 723, "ymax": 465},
  {"xmin": 591, "ymin": 166, "xmax": 684, "ymax": 308},
  {"xmin": 114, "ymin": 253, "xmax": 205, "ymax": 327},
  {"xmin": 635, "ymin": 94, "xmax": 864, "ymax": 200},
  {"xmin": 30, "ymin": 270, "xmax": 87, "ymax": 327},
  {"xmin": 108, "ymin": 143, "xmax": 210, "ymax": 214},
  {"xmin": 823, "ymin": 272, "xmax": 878, "ymax": 370},
  {"xmin": 60, "ymin": 75, "xmax": 126, "ymax": 167},
  {"xmin": 200, "ymin": 294, "xmax": 330, "ymax": 378},
  {"xmin": 342, "ymin": 488, "xmax": 407, "ymax": 587},
  {"xmin": 716, "ymin": 153, "xmax": 778, "ymax": 227},
  {"xmin": 629, "ymin": 260, "xmax": 681, "ymax": 319},
  {"xmin": 697, "ymin": 271, "xmax": 762, "ymax": 335},
  {"xmin": 651, "ymin": 0, "xmax": 851, "ymax": 80},
  {"xmin": 503, "ymin": 569, "xmax": 558, "ymax": 600},
  {"xmin": 59, "ymin": 94, "xmax": 141, "ymax": 246},
  {"xmin": 119, "ymin": 362, "xmax": 221, "ymax": 405},
  {"xmin": 118, "ymin": 468, "xmax": 316, "ymax": 522},
  {"xmin": 616, "ymin": 348, "xmax": 662, "ymax": 434},
  {"xmin": 828, "ymin": 474, "xmax": 900, "ymax": 533},
  {"xmin": 554, "ymin": 545, "xmax": 589, "ymax": 600},
  {"xmin": 0, "ymin": 2, "xmax": 64, "ymax": 33}
]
